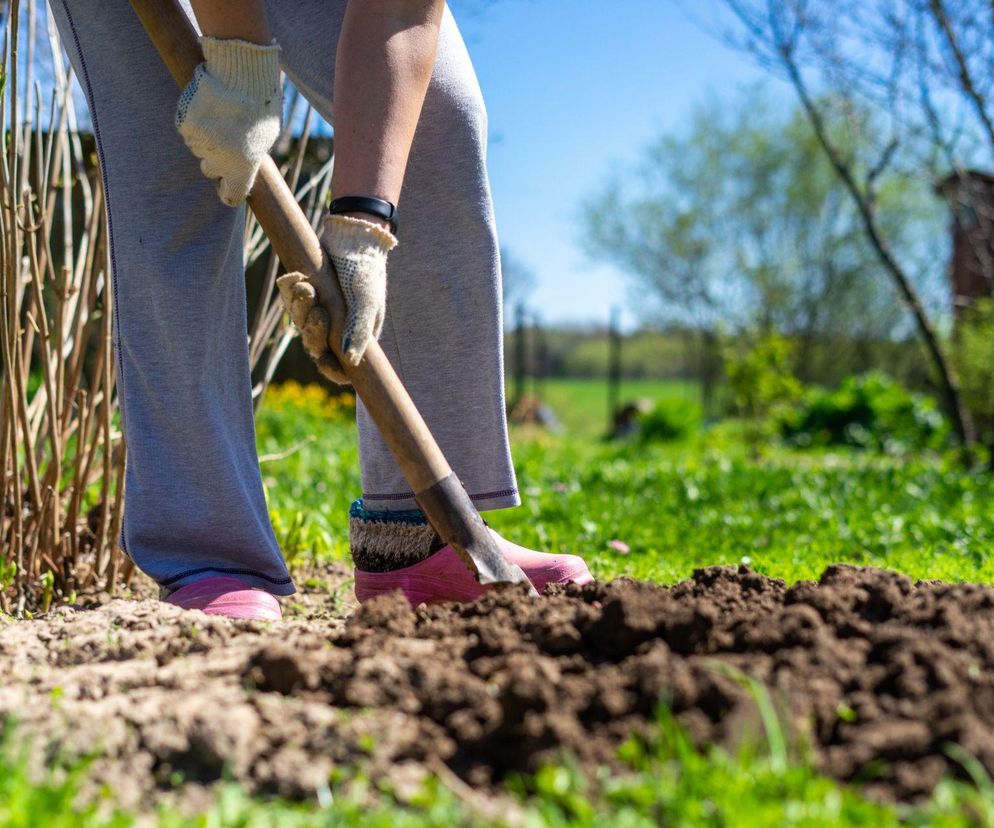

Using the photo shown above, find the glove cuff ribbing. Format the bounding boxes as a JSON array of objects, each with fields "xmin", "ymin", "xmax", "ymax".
[
  {"xmin": 323, "ymin": 214, "xmax": 399, "ymax": 257},
  {"xmin": 201, "ymin": 37, "xmax": 281, "ymax": 101}
]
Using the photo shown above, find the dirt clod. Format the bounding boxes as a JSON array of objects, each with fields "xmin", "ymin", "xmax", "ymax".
[{"xmin": 3, "ymin": 563, "xmax": 994, "ymax": 809}]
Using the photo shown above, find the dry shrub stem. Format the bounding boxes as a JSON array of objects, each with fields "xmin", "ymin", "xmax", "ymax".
[{"xmin": 0, "ymin": 0, "xmax": 330, "ymax": 612}]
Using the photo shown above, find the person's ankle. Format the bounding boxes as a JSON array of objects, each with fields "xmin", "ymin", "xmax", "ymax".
[{"xmin": 348, "ymin": 499, "xmax": 445, "ymax": 572}]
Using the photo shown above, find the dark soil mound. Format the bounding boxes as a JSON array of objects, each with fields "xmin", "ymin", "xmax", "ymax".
[{"xmin": 3, "ymin": 564, "xmax": 994, "ymax": 808}]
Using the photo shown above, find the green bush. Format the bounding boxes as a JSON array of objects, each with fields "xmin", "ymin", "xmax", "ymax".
[
  {"xmin": 724, "ymin": 333, "xmax": 803, "ymax": 421},
  {"xmin": 722, "ymin": 333, "xmax": 803, "ymax": 451},
  {"xmin": 780, "ymin": 372, "xmax": 950, "ymax": 453},
  {"xmin": 637, "ymin": 399, "xmax": 702, "ymax": 443}
]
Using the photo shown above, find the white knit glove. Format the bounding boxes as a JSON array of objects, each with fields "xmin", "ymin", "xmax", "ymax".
[
  {"xmin": 275, "ymin": 215, "xmax": 397, "ymax": 380},
  {"xmin": 176, "ymin": 37, "xmax": 282, "ymax": 207},
  {"xmin": 320, "ymin": 215, "xmax": 398, "ymax": 366}
]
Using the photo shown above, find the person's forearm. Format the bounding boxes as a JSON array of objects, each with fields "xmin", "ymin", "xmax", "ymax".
[
  {"xmin": 189, "ymin": 0, "xmax": 272, "ymax": 43},
  {"xmin": 331, "ymin": 0, "xmax": 446, "ymax": 215}
]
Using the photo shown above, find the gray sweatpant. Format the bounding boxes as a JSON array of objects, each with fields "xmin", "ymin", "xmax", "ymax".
[{"xmin": 50, "ymin": 0, "xmax": 519, "ymax": 596}]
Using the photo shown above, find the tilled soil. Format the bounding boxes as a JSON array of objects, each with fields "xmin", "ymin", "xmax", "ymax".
[{"xmin": 2, "ymin": 563, "xmax": 994, "ymax": 810}]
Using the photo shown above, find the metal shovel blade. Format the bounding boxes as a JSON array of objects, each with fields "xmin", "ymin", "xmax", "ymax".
[{"xmin": 416, "ymin": 473, "xmax": 539, "ymax": 595}]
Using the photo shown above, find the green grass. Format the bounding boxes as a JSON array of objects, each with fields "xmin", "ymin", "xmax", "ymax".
[
  {"xmin": 487, "ymin": 431, "xmax": 994, "ymax": 585},
  {"xmin": 257, "ymin": 380, "xmax": 994, "ymax": 586},
  {"xmin": 254, "ymin": 382, "xmax": 360, "ymax": 564},
  {"xmin": 0, "ymin": 722, "xmax": 131, "ymax": 828},
  {"xmin": 10, "ymin": 378, "xmax": 994, "ymax": 825},
  {"xmin": 7, "ymin": 709, "xmax": 994, "ymax": 828}
]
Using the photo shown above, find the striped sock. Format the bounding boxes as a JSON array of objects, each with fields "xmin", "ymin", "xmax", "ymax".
[{"xmin": 348, "ymin": 499, "xmax": 445, "ymax": 572}]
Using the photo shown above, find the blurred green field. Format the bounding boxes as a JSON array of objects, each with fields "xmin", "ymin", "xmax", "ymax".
[{"xmin": 516, "ymin": 377, "xmax": 700, "ymax": 436}]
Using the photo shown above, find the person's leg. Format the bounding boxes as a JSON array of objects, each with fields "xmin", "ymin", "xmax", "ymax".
[
  {"xmin": 272, "ymin": 1, "xmax": 592, "ymax": 602},
  {"xmin": 271, "ymin": 1, "xmax": 519, "ymax": 517},
  {"xmin": 51, "ymin": 0, "xmax": 293, "ymax": 595}
]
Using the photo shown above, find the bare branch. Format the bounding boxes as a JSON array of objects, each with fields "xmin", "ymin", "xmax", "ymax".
[{"xmin": 927, "ymin": 0, "xmax": 994, "ymax": 152}]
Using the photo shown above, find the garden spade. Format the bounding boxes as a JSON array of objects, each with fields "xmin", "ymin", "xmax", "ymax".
[{"xmin": 128, "ymin": 0, "xmax": 537, "ymax": 596}]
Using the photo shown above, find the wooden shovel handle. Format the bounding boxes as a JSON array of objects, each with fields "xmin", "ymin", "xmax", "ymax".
[{"xmin": 129, "ymin": 0, "xmax": 451, "ymax": 493}]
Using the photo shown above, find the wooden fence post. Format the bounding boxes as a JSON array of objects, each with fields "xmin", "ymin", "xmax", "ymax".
[{"xmin": 607, "ymin": 306, "xmax": 622, "ymax": 435}]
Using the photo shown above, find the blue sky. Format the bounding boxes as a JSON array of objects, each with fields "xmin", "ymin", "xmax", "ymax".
[{"xmin": 449, "ymin": 0, "xmax": 789, "ymax": 328}]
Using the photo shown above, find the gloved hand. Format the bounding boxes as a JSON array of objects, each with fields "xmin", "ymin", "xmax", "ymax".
[
  {"xmin": 275, "ymin": 215, "xmax": 397, "ymax": 382},
  {"xmin": 321, "ymin": 214, "xmax": 398, "ymax": 366},
  {"xmin": 276, "ymin": 272, "xmax": 349, "ymax": 385},
  {"xmin": 176, "ymin": 37, "xmax": 282, "ymax": 207}
]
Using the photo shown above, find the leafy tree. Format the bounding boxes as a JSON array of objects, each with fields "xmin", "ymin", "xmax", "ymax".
[
  {"xmin": 580, "ymin": 91, "xmax": 943, "ymax": 385},
  {"xmin": 701, "ymin": 0, "xmax": 994, "ymax": 447}
]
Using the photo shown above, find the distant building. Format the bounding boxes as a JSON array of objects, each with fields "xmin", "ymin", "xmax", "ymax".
[{"xmin": 935, "ymin": 169, "xmax": 994, "ymax": 320}]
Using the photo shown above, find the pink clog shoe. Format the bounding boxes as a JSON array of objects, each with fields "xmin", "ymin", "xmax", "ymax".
[
  {"xmin": 163, "ymin": 575, "xmax": 282, "ymax": 621},
  {"xmin": 354, "ymin": 534, "xmax": 593, "ymax": 606}
]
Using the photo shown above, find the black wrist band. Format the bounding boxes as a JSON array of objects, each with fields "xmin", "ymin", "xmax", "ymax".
[{"xmin": 328, "ymin": 196, "xmax": 398, "ymax": 234}]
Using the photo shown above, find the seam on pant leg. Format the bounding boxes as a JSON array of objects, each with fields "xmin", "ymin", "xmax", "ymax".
[
  {"xmin": 382, "ymin": 290, "xmax": 410, "ymax": 387},
  {"xmin": 159, "ymin": 565, "xmax": 294, "ymax": 588},
  {"xmin": 362, "ymin": 487, "xmax": 519, "ymax": 503},
  {"xmin": 58, "ymin": 0, "xmax": 130, "ymax": 555}
]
